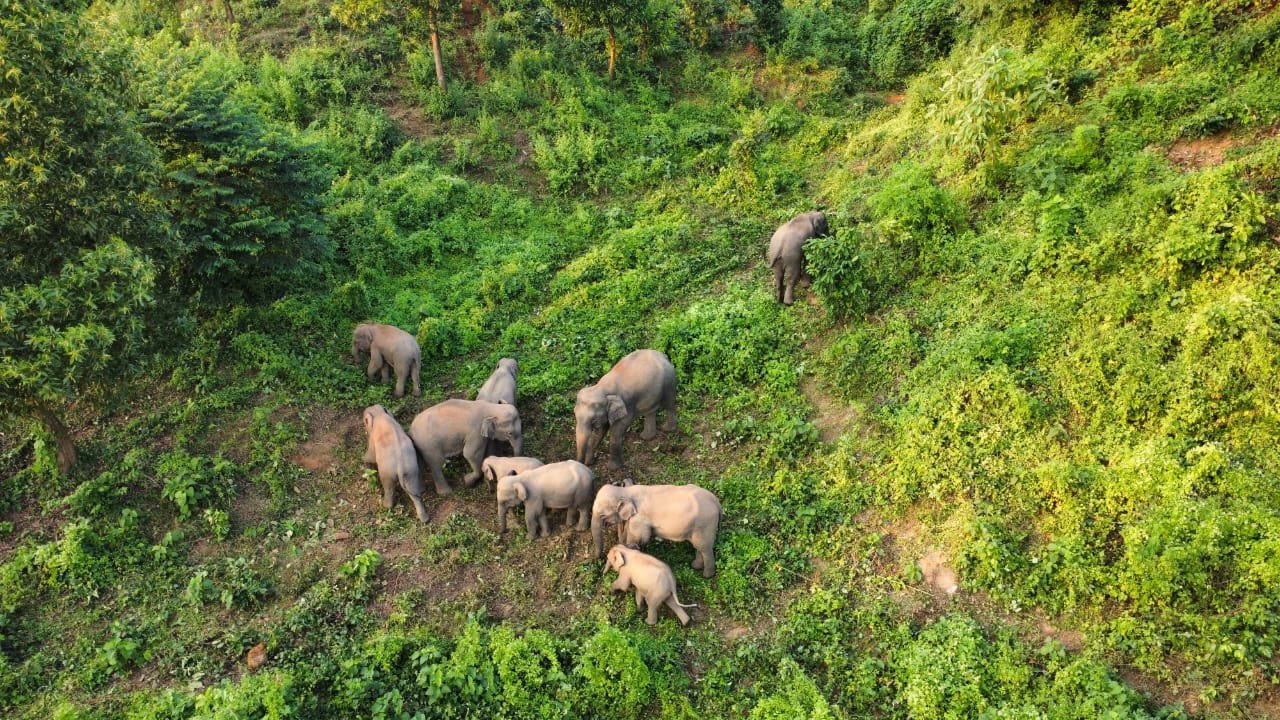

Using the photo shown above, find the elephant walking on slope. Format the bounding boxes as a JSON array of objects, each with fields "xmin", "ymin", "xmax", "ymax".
[
  {"xmin": 407, "ymin": 399, "xmax": 523, "ymax": 496},
  {"xmin": 575, "ymin": 349, "xmax": 677, "ymax": 471}
]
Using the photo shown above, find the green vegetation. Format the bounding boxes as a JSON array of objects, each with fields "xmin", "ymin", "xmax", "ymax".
[{"xmin": 2, "ymin": 0, "xmax": 1278, "ymax": 717}]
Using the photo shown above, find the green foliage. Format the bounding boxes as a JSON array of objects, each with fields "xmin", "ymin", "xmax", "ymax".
[
  {"xmin": 157, "ymin": 450, "xmax": 235, "ymax": 521},
  {"xmin": 136, "ymin": 37, "xmax": 333, "ymax": 300},
  {"xmin": 572, "ymin": 625, "xmax": 652, "ymax": 717}
]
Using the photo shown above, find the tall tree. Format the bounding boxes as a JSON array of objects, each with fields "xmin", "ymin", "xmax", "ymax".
[
  {"xmin": 547, "ymin": 0, "xmax": 648, "ymax": 81},
  {"xmin": 333, "ymin": 0, "xmax": 457, "ymax": 90},
  {"xmin": 0, "ymin": 0, "xmax": 172, "ymax": 472}
]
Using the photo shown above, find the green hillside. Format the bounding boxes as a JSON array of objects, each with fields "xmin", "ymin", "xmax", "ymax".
[{"xmin": 2, "ymin": 0, "xmax": 1278, "ymax": 717}]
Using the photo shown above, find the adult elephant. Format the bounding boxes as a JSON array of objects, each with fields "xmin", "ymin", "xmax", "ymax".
[
  {"xmin": 575, "ymin": 349, "xmax": 677, "ymax": 471},
  {"xmin": 362, "ymin": 405, "xmax": 429, "ymax": 523},
  {"xmin": 476, "ymin": 358, "xmax": 518, "ymax": 406},
  {"xmin": 351, "ymin": 323, "xmax": 422, "ymax": 397},
  {"xmin": 767, "ymin": 210, "xmax": 829, "ymax": 305},
  {"xmin": 407, "ymin": 399, "xmax": 523, "ymax": 496},
  {"xmin": 591, "ymin": 483, "xmax": 721, "ymax": 578}
]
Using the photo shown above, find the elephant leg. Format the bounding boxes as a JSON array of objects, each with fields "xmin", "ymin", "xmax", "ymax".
[
  {"xmin": 644, "ymin": 595, "xmax": 658, "ymax": 625},
  {"xmin": 426, "ymin": 456, "xmax": 453, "ymax": 496},
  {"xmin": 393, "ymin": 366, "xmax": 407, "ymax": 398},
  {"xmin": 691, "ymin": 550, "xmax": 704, "ymax": 571},
  {"xmin": 364, "ymin": 440, "xmax": 376, "ymax": 466},
  {"xmin": 665, "ymin": 596, "xmax": 691, "ymax": 626},
  {"xmin": 698, "ymin": 544, "xmax": 716, "ymax": 579},
  {"xmin": 407, "ymin": 494, "xmax": 430, "ymax": 523},
  {"xmin": 461, "ymin": 436, "xmax": 487, "ymax": 486},
  {"xmin": 635, "ymin": 589, "xmax": 644, "ymax": 610},
  {"xmin": 607, "ymin": 424, "xmax": 626, "ymax": 471},
  {"xmin": 411, "ymin": 362, "xmax": 421, "ymax": 398},
  {"xmin": 381, "ymin": 480, "xmax": 396, "ymax": 510},
  {"xmin": 525, "ymin": 509, "xmax": 538, "ymax": 541},
  {"xmin": 574, "ymin": 507, "xmax": 590, "ymax": 532},
  {"xmin": 641, "ymin": 413, "xmax": 658, "ymax": 441},
  {"xmin": 539, "ymin": 511, "xmax": 550, "ymax": 538},
  {"xmin": 367, "ymin": 348, "xmax": 384, "ymax": 380},
  {"xmin": 661, "ymin": 396, "xmax": 678, "ymax": 433},
  {"xmin": 773, "ymin": 264, "xmax": 786, "ymax": 304},
  {"xmin": 611, "ymin": 576, "xmax": 632, "ymax": 593},
  {"xmin": 782, "ymin": 270, "xmax": 796, "ymax": 305}
]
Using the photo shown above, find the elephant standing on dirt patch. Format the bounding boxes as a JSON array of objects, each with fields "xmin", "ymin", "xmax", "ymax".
[
  {"xmin": 767, "ymin": 210, "xmax": 829, "ymax": 305},
  {"xmin": 575, "ymin": 349, "xmax": 677, "ymax": 471},
  {"xmin": 408, "ymin": 399, "xmax": 523, "ymax": 496},
  {"xmin": 481, "ymin": 456, "xmax": 545, "ymax": 491},
  {"xmin": 591, "ymin": 483, "xmax": 721, "ymax": 578},
  {"xmin": 352, "ymin": 323, "xmax": 422, "ymax": 397},
  {"xmin": 607, "ymin": 545, "xmax": 697, "ymax": 626},
  {"xmin": 362, "ymin": 405, "xmax": 429, "ymax": 522},
  {"xmin": 496, "ymin": 460, "xmax": 595, "ymax": 539}
]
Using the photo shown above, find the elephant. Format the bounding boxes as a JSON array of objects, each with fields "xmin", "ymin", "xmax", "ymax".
[
  {"xmin": 476, "ymin": 358, "xmax": 518, "ymax": 406},
  {"xmin": 496, "ymin": 460, "xmax": 595, "ymax": 539},
  {"xmin": 362, "ymin": 405, "xmax": 429, "ymax": 522},
  {"xmin": 767, "ymin": 210, "xmax": 830, "ymax": 305},
  {"xmin": 591, "ymin": 483, "xmax": 721, "ymax": 578},
  {"xmin": 352, "ymin": 323, "xmax": 422, "ymax": 397},
  {"xmin": 575, "ymin": 349, "xmax": 677, "ymax": 471},
  {"xmin": 481, "ymin": 455, "xmax": 545, "ymax": 490},
  {"xmin": 607, "ymin": 545, "xmax": 697, "ymax": 626},
  {"xmin": 407, "ymin": 399, "xmax": 523, "ymax": 496}
]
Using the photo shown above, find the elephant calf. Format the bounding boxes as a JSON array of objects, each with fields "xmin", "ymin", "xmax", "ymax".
[
  {"xmin": 496, "ymin": 460, "xmax": 595, "ymax": 540},
  {"xmin": 607, "ymin": 545, "xmax": 697, "ymax": 626},
  {"xmin": 481, "ymin": 455, "xmax": 545, "ymax": 490},
  {"xmin": 767, "ymin": 210, "xmax": 829, "ymax": 305},
  {"xmin": 362, "ymin": 405, "xmax": 429, "ymax": 522},
  {"xmin": 352, "ymin": 323, "xmax": 422, "ymax": 397}
]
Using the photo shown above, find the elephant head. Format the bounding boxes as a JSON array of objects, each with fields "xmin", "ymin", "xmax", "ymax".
[
  {"xmin": 809, "ymin": 211, "xmax": 829, "ymax": 238},
  {"xmin": 495, "ymin": 476, "xmax": 529, "ymax": 532},
  {"xmin": 591, "ymin": 484, "xmax": 628, "ymax": 557},
  {"xmin": 351, "ymin": 323, "xmax": 375, "ymax": 360},
  {"xmin": 574, "ymin": 386, "xmax": 628, "ymax": 465},
  {"xmin": 482, "ymin": 404, "xmax": 524, "ymax": 456},
  {"xmin": 497, "ymin": 358, "xmax": 518, "ymax": 380}
]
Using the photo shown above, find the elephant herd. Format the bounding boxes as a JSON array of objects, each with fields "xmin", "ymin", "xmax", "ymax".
[
  {"xmin": 350, "ymin": 211, "xmax": 825, "ymax": 626},
  {"xmin": 356, "ymin": 343, "xmax": 718, "ymax": 626}
]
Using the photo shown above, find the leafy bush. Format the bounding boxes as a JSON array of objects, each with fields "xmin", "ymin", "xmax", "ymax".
[{"xmin": 572, "ymin": 626, "xmax": 653, "ymax": 717}]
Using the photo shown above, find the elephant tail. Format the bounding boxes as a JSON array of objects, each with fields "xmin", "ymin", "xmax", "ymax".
[{"xmin": 671, "ymin": 591, "xmax": 698, "ymax": 608}]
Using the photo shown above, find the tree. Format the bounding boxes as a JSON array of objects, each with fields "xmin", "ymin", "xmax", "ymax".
[
  {"xmin": 134, "ymin": 37, "xmax": 332, "ymax": 299},
  {"xmin": 333, "ymin": 0, "xmax": 458, "ymax": 90},
  {"xmin": 0, "ymin": 0, "xmax": 172, "ymax": 472},
  {"xmin": 547, "ymin": 0, "xmax": 649, "ymax": 81}
]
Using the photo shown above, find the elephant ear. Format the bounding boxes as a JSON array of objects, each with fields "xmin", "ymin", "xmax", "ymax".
[
  {"xmin": 363, "ymin": 408, "xmax": 374, "ymax": 429},
  {"xmin": 617, "ymin": 499, "xmax": 637, "ymax": 521},
  {"xmin": 608, "ymin": 547, "xmax": 625, "ymax": 568},
  {"xmin": 606, "ymin": 394, "xmax": 628, "ymax": 426},
  {"xmin": 514, "ymin": 481, "xmax": 528, "ymax": 502},
  {"xmin": 481, "ymin": 416, "xmax": 496, "ymax": 438}
]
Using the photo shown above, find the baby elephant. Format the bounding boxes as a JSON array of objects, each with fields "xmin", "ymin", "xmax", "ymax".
[
  {"xmin": 362, "ymin": 405, "xmax": 429, "ymax": 522},
  {"xmin": 607, "ymin": 545, "xmax": 697, "ymax": 626},
  {"xmin": 352, "ymin": 323, "xmax": 421, "ymax": 397},
  {"xmin": 496, "ymin": 460, "xmax": 594, "ymax": 540},
  {"xmin": 481, "ymin": 456, "xmax": 545, "ymax": 490}
]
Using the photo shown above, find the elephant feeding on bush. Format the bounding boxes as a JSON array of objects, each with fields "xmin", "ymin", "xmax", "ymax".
[
  {"xmin": 351, "ymin": 323, "xmax": 422, "ymax": 397},
  {"xmin": 767, "ymin": 210, "xmax": 829, "ymax": 305},
  {"xmin": 591, "ymin": 483, "xmax": 721, "ymax": 578},
  {"xmin": 575, "ymin": 349, "xmax": 677, "ymax": 471},
  {"xmin": 496, "ymin": 460, "xmax": 595, "ymax": 539},
  {"xmin": 408, "ymin": 399, "xmax": 523, "ymax": 496},
  {"xmin": 607, "ymin": 545, "xmax": 697, "ymax": 626},
  {"xmin": 362, "ymin": 405, "xmax": 429, "ymax": 522}
]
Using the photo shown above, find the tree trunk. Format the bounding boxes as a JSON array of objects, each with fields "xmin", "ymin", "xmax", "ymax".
[
  {"xmin": 220, "ymin": 0, "xmax": 236, "ymax": 25},
  {"xmin": 430, "ymin": 9, "xmax": 446, "ymax": 90},
  {"xmin": 607, "ymin": 27, "xmax": 617, "ymax": 82},
  {"xmin": 31, "ymin": 401, "xmax": 76, "ymax": 474}
]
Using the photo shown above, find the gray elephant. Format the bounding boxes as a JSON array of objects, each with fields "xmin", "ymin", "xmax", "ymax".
[
  {"xmin": 476, "ymin": 358, "xmax": 518, "ymax": 406},
  {"xmin": 591, "ymin": 483, "xmax": 721, "ymax": 578},
  {"xmin": 575, "ymin": 349, "xmax": 677, "ymax": 471},
  {"xmin": 607, "ymin": 545, "xmax": 697, "ymax": 626},
  {"xmin": 407, "ymin": 399, "xmax": 523, "ymax": 496},
  {"xmin": 352, "ymin": 323, "xmax": 422, "ymax": 397},
  {"xmin": 362, "ymin": 405, "xmax": 429, "ymax": 522},
  {"xmin": 496, "ymin": 460, "xmax": 595, "ymax": 539},
  {"xmin": 481, "ymin": 455, "xmax": 545, "ymax": 490},
  {"xmin": 767, "ymin": 210, "xmax": 829, "ymax": 305}
]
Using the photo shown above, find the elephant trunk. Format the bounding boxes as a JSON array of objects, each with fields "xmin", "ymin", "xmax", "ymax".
[
  {"xmin": 575, "ymin": 426, "xmax": 591, "ymax": 464},
  {"xmin": 509, "ymin": 434, "xmax": 523, "ymax": 456},
  {"xmin": 498, "ymin": 502, "xmax": 507, "ymax": 533},
  {"xmin": 591, "ymin": 514, "xmax": 605, "ymax": 558}
]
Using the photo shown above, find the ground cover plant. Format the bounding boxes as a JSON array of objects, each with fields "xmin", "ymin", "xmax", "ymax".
[{"xmin": 2, "ymin": 0, "xmax": 1278, "ymax": 717}]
